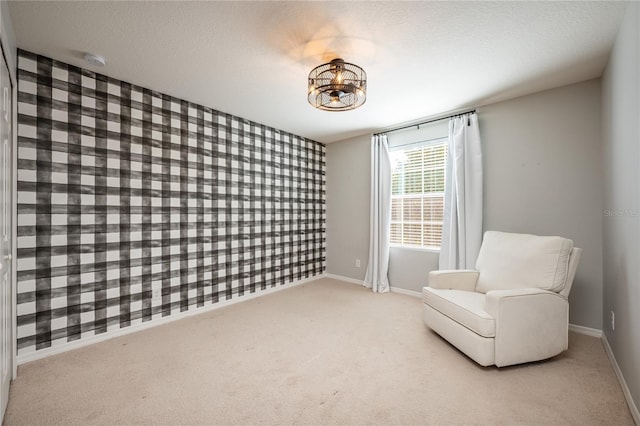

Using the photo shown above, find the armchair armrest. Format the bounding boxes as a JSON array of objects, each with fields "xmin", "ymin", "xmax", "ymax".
[
  {"xmin": 428, "ymin": 270, "xmax": 479, "ymax": 291},
  {"xmin": 484, "ymin": 288, "xmax": 563, "ymax": 315},
  {"xmin": 484, "ymin": 288, "xmax": 569, "ymax": 367}
]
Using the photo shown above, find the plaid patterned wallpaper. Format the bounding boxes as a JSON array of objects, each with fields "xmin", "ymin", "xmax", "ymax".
[{"xmin": 15, "ymin": 50, "xmax": 326, "ymax": 356}]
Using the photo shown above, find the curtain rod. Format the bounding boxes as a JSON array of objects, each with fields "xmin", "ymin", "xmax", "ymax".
[{"xmin": 373, "ymin": 109, "xmax": 477, "ymax": 136}]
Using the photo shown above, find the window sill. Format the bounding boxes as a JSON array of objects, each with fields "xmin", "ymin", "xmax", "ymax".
[{"xmin": 390, "ymin": 245, "xmax": 440, "ymax": 254}]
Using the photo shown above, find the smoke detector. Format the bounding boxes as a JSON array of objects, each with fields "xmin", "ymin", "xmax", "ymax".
[{"xmin": 84, "ymin": 53, "xmax": 106, "ymax": 67}]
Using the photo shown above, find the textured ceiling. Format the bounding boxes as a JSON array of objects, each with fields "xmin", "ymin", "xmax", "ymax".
[{"xmin": 8, "ymin": 1, "xmax": 628, "ymax": 143}]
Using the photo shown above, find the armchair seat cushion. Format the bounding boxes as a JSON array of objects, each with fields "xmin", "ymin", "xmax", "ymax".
[{"xmin": 422, "ymin": 288, "xmax": 495, "ymax": 338}]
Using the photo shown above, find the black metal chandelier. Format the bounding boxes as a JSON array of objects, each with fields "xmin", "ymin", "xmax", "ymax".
[{"xmin": 308, "ymin": 58, "xmax": 367, "ymax": 111}]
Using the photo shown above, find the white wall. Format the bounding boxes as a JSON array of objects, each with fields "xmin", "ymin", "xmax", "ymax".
[
  {"xmin": 326, "ymin": 79, "xmax": 604, "ymax": 329},
  {"xmin": 602, "ymin": 1, "xmax": 640, "ymax": 416}
]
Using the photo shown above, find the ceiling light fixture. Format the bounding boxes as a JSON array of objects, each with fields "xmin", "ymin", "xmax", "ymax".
[
  {"xmin": 308, "ymin": 58, "xmax": 366, "ymax": 111},
  {"xmin": 84, "ymin": 53, "xmax": 106, "ymax": 67}
]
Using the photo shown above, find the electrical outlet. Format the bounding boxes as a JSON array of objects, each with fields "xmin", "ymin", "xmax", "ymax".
[
  {"xmin": 355, "ymin": 259, "xmax": 361, "ymax": 268},
  {"xmin": 611, "ymin": 311, "xmax": 615, "ymax": 331}
]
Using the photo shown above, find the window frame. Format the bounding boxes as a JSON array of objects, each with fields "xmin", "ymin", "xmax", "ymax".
[{"xmin": 389, "ymin": 136, "xmax": 448, "ymax": 251}]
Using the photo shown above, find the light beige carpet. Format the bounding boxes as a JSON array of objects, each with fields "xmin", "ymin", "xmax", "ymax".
[{"xmin": 4, "ymin": 278, "xmax": 634, "ymax": 425}]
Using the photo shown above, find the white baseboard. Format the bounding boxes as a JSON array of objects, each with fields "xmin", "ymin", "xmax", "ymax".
[
  {"xmin": 323, "ymin": 273, "xmax": 365, "ymax": 286},
  {"xmin": 601, "ymin": 334, "xmax": 640, "ymax": 424},
  {"xmin": 568, "ymin": 323, "xmax": 603, "ymax": 338},
  {"xmin": 389, "ymin": 286, "xmax": 422, "ymax": 298},
  {"xmin": 16, "ymin": 274, "xmax": 324, "ymax": 366},
  {"xmin": 323, "ymin": 273, "xmax": 426, "ymax": 300},
  {"xmin": 325, "ymin": 278, "xmax": 611, "ymax": 338}
]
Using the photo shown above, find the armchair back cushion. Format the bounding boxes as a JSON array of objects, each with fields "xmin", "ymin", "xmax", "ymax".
[{"xmin": 475, "ymin": 231, "xmax": 574, "ymax": 294}]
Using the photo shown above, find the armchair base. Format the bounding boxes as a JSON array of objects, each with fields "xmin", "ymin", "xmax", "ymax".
[{"xmin": 423, "ymin": 303, "xmax": 494, "ymax": 367}]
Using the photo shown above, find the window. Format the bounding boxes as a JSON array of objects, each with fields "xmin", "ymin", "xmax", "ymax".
[{"xmin": 390, "ymin": 138, "xmax": 447, "ymax": 250}]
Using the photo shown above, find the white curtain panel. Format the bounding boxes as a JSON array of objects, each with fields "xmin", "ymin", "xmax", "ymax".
[
  {"xmin": 439, "ymin": 113, "xmax": 483, "ymax": 270},
  {"xmin": 364, "ymin": 134, "xmax": 391, "ymax": 293}
]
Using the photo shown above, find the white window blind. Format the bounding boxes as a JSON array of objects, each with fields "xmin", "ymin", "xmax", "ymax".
[{"xmin": 390, "ymin": 137, "xmax": 447, "ymax": 249}]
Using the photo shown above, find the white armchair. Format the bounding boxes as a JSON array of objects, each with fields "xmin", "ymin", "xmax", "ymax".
[{"xmin": 423, "ymin": 231, "xmax": 582, "ymax": 367}]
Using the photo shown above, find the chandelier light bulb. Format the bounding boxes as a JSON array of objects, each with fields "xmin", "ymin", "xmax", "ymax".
[{"xmin": 307, "ymin": 58, "xmax": 367, "ymax": 111}]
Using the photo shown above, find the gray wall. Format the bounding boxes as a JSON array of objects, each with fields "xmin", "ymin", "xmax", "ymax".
[
  {"xmin": 0, "ymin": 0, "xmax": 16, "ymax": 75},
  {"xmin": 385, "ymin": 122, "xmax": 446, "ymax": 291},
  {"xmin": 388, "ymin": 247, "xmax": 438, "ymax": 291},
  {"xmin": 325, "ymin": 134, "xmax": 370, "ymax": 280},
  {"xmin": 326, "ymin": 79, "xmax": 604, "ymax": 330},
  {"xmin": 602, "ymin": 1, "xmax": 639, "ymax": 414},
  {"xmin": 325, "ymin": 134, "xmax": 440, "ymax": 289},
  {"xmin": 480, "ymin": 79, "xmax": 603, "ymax": 329}
]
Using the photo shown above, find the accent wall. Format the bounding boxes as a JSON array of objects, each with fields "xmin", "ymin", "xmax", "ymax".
[{"xmin": 15, "ymin": 50, "xmax": 326, "ymax": 357}]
